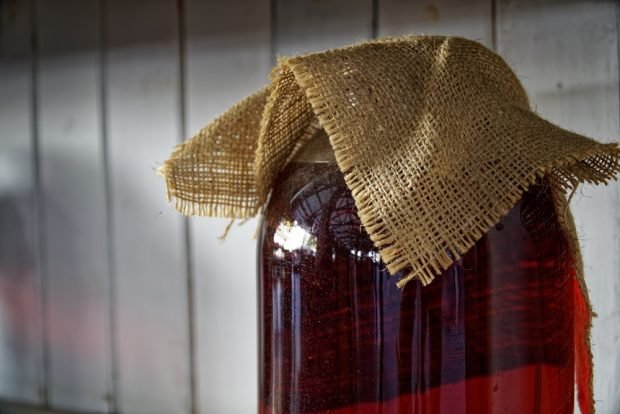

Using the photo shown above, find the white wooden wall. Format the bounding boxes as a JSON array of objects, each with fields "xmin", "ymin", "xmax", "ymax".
[{"xmin": 0, "ymin": 0, "xmax": 618, "ymax": 413}]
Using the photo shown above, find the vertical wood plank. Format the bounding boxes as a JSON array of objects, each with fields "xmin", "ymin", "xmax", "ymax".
[
  {"xmin": 35, "ymin": 0, "xmax": 111, "ymax": 411},
  {"xmin": 0, "ymin": 0, "xmax": 43, "ymax": 404},
  {"xmin": 275, "ymin": 0, "xmax": 374, "ymax": 56},
  {"xmin": 105, "ymin": 0, "xmax": 191, "ymax": 412},
  {"xmin": 496, "ymin": 1, "xmax": 620, "ymax": 412},
  {"xmin": 378, "ymin": 0, "xmax": 493, "ymax": 48},
  {"xmin": 183, "ymin": 1, "xmax": 271, "ymax": 412}
]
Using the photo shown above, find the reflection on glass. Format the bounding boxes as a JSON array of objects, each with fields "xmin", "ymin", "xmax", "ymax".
[{"xmin": 259, "ymin": 162, "xmax": 575, "ymax": 414}]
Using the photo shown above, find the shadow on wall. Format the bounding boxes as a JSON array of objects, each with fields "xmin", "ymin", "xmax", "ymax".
[
  {"xmin": 0, "ymin": 115, "xmax": 187, "ymax": 410},
  {"xmin": 0, "ymin": 195, "xmax": 39, "ymax": 399}
]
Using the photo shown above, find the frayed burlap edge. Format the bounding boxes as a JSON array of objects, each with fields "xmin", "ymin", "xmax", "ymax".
[
  {"xmin": 287, "ymin": 48, "xmax": 620, "ymax": 286},
  {"xmin": 260, "ymin": 36, "xmax": 620, "ymax": 287},
  {"xmin": 160, "ymin": 36, "xmax": 620, "ymax": 291},
  {"xmin": 160, "ymin": 88, "xmax": 268, "ymax": 218}
]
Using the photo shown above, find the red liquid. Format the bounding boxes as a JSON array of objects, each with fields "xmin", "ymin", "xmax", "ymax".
[{"xmin": 259, "ymin": 162, "xmax": 575, "ymax": 414}]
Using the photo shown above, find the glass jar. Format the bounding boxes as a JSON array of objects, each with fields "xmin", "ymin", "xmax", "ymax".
[{"xmin": 258, "ymin": 130, "xmax": 575, "ymax": 414}]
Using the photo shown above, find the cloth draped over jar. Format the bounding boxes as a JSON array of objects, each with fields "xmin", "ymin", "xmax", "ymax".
[{"xmin": 159, "ymin": 36, "xmax": 620, "ymax": 413}]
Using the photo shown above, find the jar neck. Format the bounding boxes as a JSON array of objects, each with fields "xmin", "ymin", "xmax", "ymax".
[{"xmin": 292, "ymin": 128, "xmax": 337, "ymax": 164}]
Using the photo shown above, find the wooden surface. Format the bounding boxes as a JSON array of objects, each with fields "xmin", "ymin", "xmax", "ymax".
[
  {"xmin": 0, "ymin": 0, "xmax": 618, "ymax": 413},
  {"xmin": 0, "ymin": 0, "xmax": 42, "ymax": 405},
  {"xmin": 379, "ymin": 0, "xmax": 493, "ymax": 48},
  {"xmin": 275, "ymin": 0, "xmax": 373, "ymax": 56},
  {"xmin": 35, "ymin": 1, "xmax": 111, "ymax": 411},
  {"xmin": 105, "ymin": 1, "xmax": 191, "ymax": 412},
  {"xmin": 497, "ymin": 2, "xmax": 620, "ymax": 413},
  {"xmin": 184, "ymin": 0, "xmax": 271, "ymax": 412}
]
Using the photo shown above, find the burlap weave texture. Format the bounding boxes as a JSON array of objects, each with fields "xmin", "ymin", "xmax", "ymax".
[{"xmin": 161, "ymin": 36, "xmax": 619, "ymax": 288}]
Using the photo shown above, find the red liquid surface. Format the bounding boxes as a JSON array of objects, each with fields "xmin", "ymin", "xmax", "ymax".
[{"xmin": 259, "ymin": 163, "xmax": 575, "ymax": 414}]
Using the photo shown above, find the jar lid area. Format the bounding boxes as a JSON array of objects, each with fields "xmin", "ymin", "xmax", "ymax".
[{"xmin": 292, "ymin": 128, "xmax": 337, "ymax": 164}]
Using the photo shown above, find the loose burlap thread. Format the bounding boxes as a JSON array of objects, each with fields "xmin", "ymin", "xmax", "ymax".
[{"xmin": 161, "ymin": 35, "xmax": 619, "ymax": 414}]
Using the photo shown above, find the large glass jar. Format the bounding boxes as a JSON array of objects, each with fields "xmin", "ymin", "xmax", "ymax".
[{"xmin": 258, "ymin": 130, "xmax": 575, "ymax": 414}]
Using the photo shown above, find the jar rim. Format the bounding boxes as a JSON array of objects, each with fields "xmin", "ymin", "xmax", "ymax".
[{"xmin": 291, "ymin": 128, "xmax": 337, "ymax": 164}]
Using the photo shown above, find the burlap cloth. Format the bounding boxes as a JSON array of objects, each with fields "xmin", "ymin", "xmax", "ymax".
[{"xmin": 160, "ymin": 36, "xmax": 619, "ymax": 412}]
